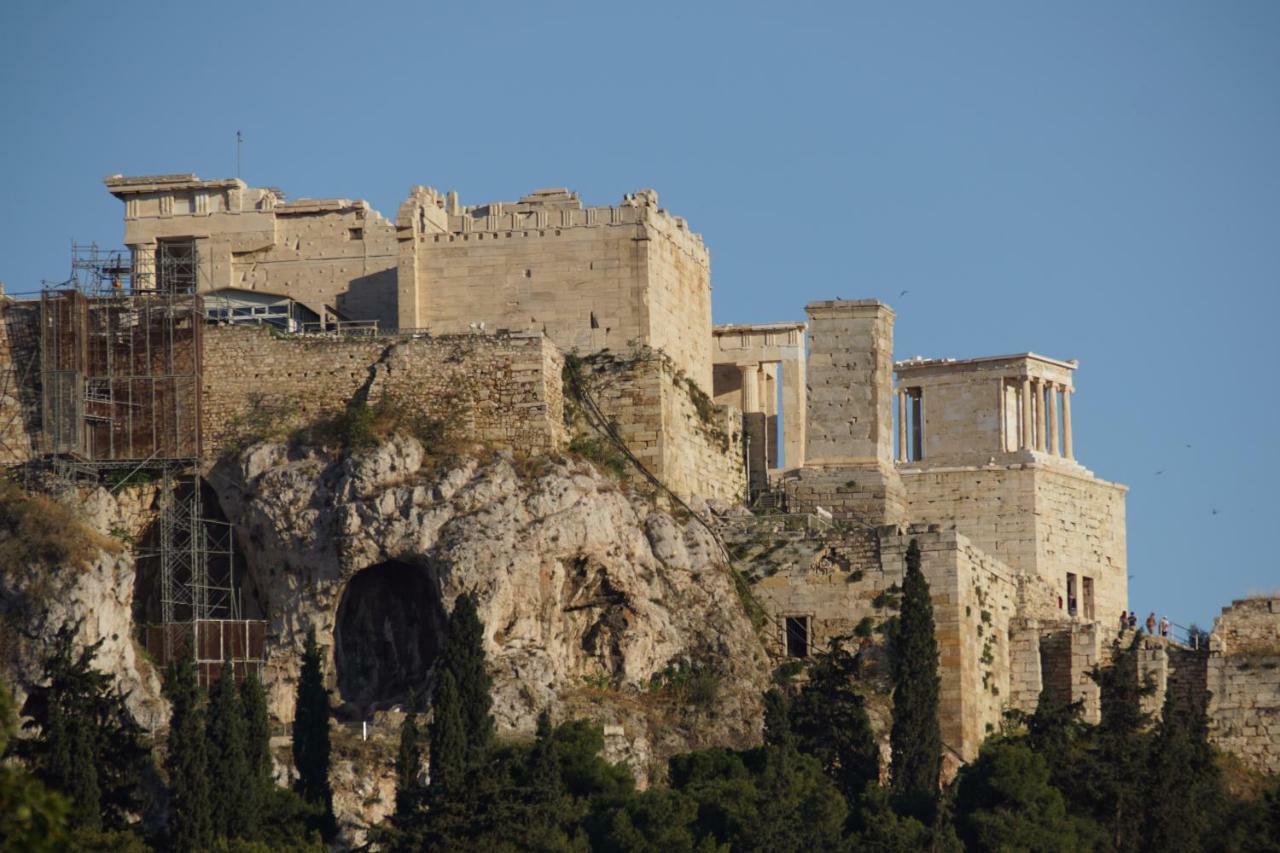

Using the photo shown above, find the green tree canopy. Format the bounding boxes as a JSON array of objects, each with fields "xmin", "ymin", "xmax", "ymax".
[
  {"xmin": 291, "ymin": 629, "xmax": 334, "ymax": 839},
  {"xmin": 164, "ymin": 655, "xmax": 213, "ymax": 852},
  {"xmin": 889, "ymin": 539, "xmax": 942, "ymax": 823}
]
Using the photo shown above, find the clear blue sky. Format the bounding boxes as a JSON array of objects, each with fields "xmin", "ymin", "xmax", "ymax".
[{"xmin": 2, "ymin": 1, "xmax": 1277, "ymax": 629}]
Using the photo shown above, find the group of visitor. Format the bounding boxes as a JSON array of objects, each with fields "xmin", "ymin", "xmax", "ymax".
[{"xmin": 1118, "ymin": 610, "xmax": 1171, "ymax": 638}]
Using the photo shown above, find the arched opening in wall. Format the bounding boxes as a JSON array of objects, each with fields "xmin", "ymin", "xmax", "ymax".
[{"xmin": 333, "ymin": 561, "xmax": 445, "ymax": 715}]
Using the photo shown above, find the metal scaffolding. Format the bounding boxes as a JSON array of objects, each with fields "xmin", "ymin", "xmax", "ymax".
[{"xmin": 35, "ymin": 243, "xmax": 257, "ymax": 672}]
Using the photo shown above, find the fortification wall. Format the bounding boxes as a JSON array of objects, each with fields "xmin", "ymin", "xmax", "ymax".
[
  {"xmin": 901, "ymin": 465, "xmax": 1126, "ymax": 623},
  {"xmin": 1033, "ymin": 467, "xmax": 1127, "ymax": 623},
  {"xmin": 400, "ymin": 192, "xmax": 713, "ymax": 392},
  {"xmin": 1208, "ymin": 598, "xmax": 1280, "ymax": 774},
  {"xmin": 750, "ymin": 526, "xmax": 1023, "ymax": 760},
  {"xmin": 201, "ymin": 326, "xmax": 567, "ymax": 458},
  {"xmin": 574, "ymin": 348, "xmax": 743, "ymax": 503}
]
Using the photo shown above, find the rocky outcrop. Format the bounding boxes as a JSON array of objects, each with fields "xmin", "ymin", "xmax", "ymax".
[
  {"xmin": 0, "ymin": 482, "xmax": 168, "ymax": 731},
  {"xmin": 208, "ymin": 436, "xmax": 771, "ymax": 834}
]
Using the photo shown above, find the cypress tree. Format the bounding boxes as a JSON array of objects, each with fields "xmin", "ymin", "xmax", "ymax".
[
  {"xmin": 239, "ymin": 667, "xmax": 272, "ymax": 819},
  {"xmin": 394, "ymin": 704, "xmax": 423, "ymax": 820},
  {"xmin": 889, "ymin": 538, "xmax": 942, "ymax": 822},
  {"xmin": 427, "ymin": 669, "xmax": 467, "ymax": 794},
  {"xmin": 440, "ymin": 594, "xmax": 494, "ymax": 761},
  {"xmin": 164, "ymin": 655, "xmax": 213, "ymax": 852},
  {"xmin": 292, "ymin": 629, "xmax": 334, "ymax": 838},
  {"xmin": 402, "ymin": 596, "xmax": 500, "ymax": 850},
  {"xmin": 761, "ymin": 688, "xmax": 794, "ymax": 749},
  {"xmin": 206, "ymin": 660, "xmax": 252, "ymax": 839}
]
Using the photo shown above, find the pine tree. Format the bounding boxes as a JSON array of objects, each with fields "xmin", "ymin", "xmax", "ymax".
[
  {"xmin": 18, "ymin": 623, "xmax": 150, "ymax": 832},
  {"xmin": 206, "ymin": 660, "xmax": 252, "ymax": 839},
  {"xmin": 164, "ymin": 655, "xmax": 213, "ymax": 852},
  {"xmin": 1144, "ymin": 685, "xmax": 1221, "ymax": 850},
  {"xmin": 292, "ymin": 629, "xmax": 335, "ymax": 838},
  {"xmin": 954, "ymin": 740, "xmax": 1083, "ymax": 851},
  {"xmin": 889, "ymin": 538, "xmax": 943, "ymax": 823},
  {"xmin": 0, "ymin": 679, "xmax": 70, "ymax": 852},
  {"xmin": 1088, "ymin": 634, "xmax": 1156, "ymax": 852},
  {"xmin": 239, "ymin": 666, "xmax": 271, "ymax": 836},
  {"xmin": 394, "ymin": 704, "xmax": 423, "ymax": 820}
]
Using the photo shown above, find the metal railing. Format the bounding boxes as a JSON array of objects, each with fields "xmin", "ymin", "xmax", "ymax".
[{"xmin": 299, "ymin": 319, "xmax": 380, "ymax": 336}]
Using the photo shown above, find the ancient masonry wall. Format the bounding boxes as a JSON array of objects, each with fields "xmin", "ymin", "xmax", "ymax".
[
  {"xmin": 1033, "ymin": 467, "xmax": 1127, "ymax": 623},
  {"xmin": 786, "ymin": 301, "xmax": 905, "ymax": 525},
  {"xmin": 751, "ymin": 526, "xmax": 1023, "ymax": 761},
  {"xmin": 1207, "ymin": 597, "xmax": 1280, "ymax": 774},
  {"xmin": 901, "ymin": 465, "xmax": 1127, "ymax": 625},
  {"xmin": 201, "ymin": 325, "xmax": 567, "ymax": 458},
  {"xmin": 575, "ymin": 349, "xmax": 744, "ymax": 503},
  {"xmin": 112, "ymin": 176, "xmax": 400, "ymax": 332},
  {"xmin": 229, "ymin": 205, "xmax": 399, "ymax": 332},
  {"xmin": 400, "ymin": 193, "xmax": 713, "ymax": 392},
  {"xmin": 882, "ymin": 532, "xmax": 1022, "ymax": 758},
  {"xmin": 0, "ymin": 302, "xmax": 39, "ymax": 464}
]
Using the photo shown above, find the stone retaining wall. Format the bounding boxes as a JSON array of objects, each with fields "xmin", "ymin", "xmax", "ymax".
[
  {"xmin": 201, "ymin": 325, "xmax": 567, "ymax": 458},
  {"xmin": 1208, "ymin": 597, "xmax": 1280, "ymax": 774},
  {"xmin": 574, "ymin": 347, "xmax": 743, "ymax": 503}
]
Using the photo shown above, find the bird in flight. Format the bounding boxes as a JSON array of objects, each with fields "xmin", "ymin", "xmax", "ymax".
[
  {"xmin": 899, "ymin": 289, "xmax": 910, "ymax": 297},
  {"xmin": 1211, "ymin": 508, "xmax": 1220, "ymax": 516},
  {"xmin": 1154, "ymin": 470, "xmax": 1164, "ymax": 476}
]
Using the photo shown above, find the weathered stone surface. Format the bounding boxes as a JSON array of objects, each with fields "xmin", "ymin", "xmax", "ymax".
[
  {"xmin": 0, "ymin": 483, "xmax": 168, "ymax": 731},
  {"xmin": 208, "ymin": 436, "xmax": 770, "ymax": 832}
]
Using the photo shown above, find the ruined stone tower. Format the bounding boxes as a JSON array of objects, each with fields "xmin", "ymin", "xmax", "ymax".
[{"xmin": 783, "ymin": 299, "xmax": 906, "ymax": 525}]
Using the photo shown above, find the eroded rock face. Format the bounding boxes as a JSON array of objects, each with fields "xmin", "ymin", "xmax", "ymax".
[
  {"xmin": 208, "ymin": 437, "xmax": 770, "ymax": 832},
  {"xmin": 0, "ymin": 483, "xmax": 168, "ymax": 731}
]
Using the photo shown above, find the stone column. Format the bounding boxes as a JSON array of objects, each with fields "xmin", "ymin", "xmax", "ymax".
[
  {"xmin": 740, "ymin": 364, "xmax": 761, "ymax": 413},
  {"xmin": 1062, "ymin": 387, "xmax": 1074, "ymax": 459},
  {"xmin": 781, "ymin": 356, "xmax": 806, "ymax": 469},
  {"xmin": 1020, "ymin": 377, "xmax": 1033, "ymax": 450},
  {"xmin": 898, "ymin": 389, "xmax": 908, "ymax": 462},
  {"xmin": 1048, "ymin": 383, "xmax": 1060, "ymax": 456},
  {"xmin": 1033, "ymin": 379, "xmax": 1046, "ymax": 451}
]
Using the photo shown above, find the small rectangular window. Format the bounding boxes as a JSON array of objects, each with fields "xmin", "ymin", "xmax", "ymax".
[
  {"xmin": 785, "ymin": 616, "xmax": 810, "ymax": 658},
  {"xmin": 349, "ymin": 228, "xmax": 363, "ymax": 240}
]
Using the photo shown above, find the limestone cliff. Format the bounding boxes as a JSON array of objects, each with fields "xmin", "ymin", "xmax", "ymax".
[
  {"xmin": 2, "ymin": 439, "xmax": 771, "ymax": 839},
  {"xmin": 0, "ymin": 481, "xmax": 168, "ymax": 731},
  {"xmin": 208, "ymin": 436, "xmax": 771, "ymax": 831}
]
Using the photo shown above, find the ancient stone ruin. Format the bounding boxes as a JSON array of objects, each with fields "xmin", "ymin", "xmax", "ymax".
[{"xmin": 1, "ymin": 172, "xmax": 1275, "ymax": 794}]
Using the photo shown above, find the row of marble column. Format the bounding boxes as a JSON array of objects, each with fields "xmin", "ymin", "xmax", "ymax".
[{"xmin": 1015, "ymin": 378, "xmax": 1074, "ymax": 459}]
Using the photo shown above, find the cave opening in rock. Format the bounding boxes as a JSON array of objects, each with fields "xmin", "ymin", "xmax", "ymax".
[
  {"xmin": 334, "ymin": 561, "xmax": 445, "ymax": 714},
  {"xmin": 132, "ymin": 478, "xmax": 257, "ymax": 636}
]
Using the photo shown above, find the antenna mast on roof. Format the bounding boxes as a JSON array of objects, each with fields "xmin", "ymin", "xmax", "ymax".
[{"xmin": 236, "ymin": 130, "xmax": 243, "ymax": 180}]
